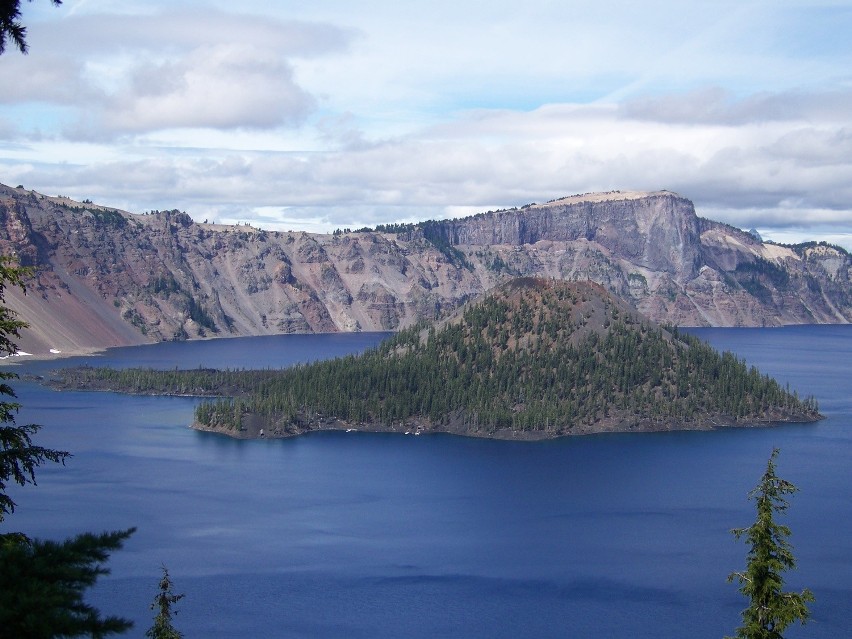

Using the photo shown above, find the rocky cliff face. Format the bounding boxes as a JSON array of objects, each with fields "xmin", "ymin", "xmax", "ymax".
[
  {"xmin": 0, "ymin": 184, "xmax": 849, "ymax": 357},
  {"xmin": 442, "ymin": 191, "xmax": 702, "ymax": 280}
]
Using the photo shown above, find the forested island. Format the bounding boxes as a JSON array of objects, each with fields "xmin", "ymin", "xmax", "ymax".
[{"xmin": 50, "ymin": 278, "xmax": 822, "ymax": 440}]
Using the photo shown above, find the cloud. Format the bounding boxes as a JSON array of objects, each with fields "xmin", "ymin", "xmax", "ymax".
[
  {"xmin": 1, "ymin": 9, "xmax": 352, "ymax": 139},
  {"xmin": 16, "ymin": 88, "xmax": 851, "ymax": 218},
  {"xmin": 620, "ymin": 87, "xmax": 852, "ymax": 125},
  {"xmin": 77, "ymin": 43, "xmax": 316, "ymax": 136},
  {"xmin": 32, "ymin": 9, "xmax": 352, "ymax": 58}
]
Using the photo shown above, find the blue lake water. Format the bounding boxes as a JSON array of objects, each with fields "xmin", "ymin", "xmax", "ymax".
[{"xmin": 3, "ymin": 326, "xmax": 851, "ymax": 638}]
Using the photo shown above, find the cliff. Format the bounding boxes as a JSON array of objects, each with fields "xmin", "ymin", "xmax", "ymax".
[{"xmin": 1, "ymin": 184, "xmax": 849, "ymax": 357}]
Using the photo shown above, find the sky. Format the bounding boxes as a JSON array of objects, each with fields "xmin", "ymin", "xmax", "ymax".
[{"xmin": 1, "ymin": 0, "xmax": 851, "ymax": 249}]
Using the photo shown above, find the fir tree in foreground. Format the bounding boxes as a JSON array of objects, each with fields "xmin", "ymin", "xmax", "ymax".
[
  {"xmin": 0, "ymin": 259, "xmax": 69, "ymax": 521},
  {"xmin": 0, "ymin": 529, "xmax": 135, "ymax": 637},
  {"xmin": 146, "ymin": 566, "xmax": 185, "ymax": 639},
  {"xmin": 727, "ymin": 449, "xmax": 814, "ymax": 639},
  {"xmin": 0, "ymin": 0, "xmax": 63, "ymax": 55}
]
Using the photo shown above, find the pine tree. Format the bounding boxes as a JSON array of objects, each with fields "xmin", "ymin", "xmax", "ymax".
[
  {"xmin": 727, "ymin": 449, "xmax": 814, "ymax": 639},
  {"xmin": 146, "ymin": 566, "xmax": 185, "ymax": 639},
  {"xmin": 0, "ymin": 257, "xmax": 68, "ymax": 522},
  {"xmin": 0, "ymin": 528, "xmax": 136, "ymax": 637}
]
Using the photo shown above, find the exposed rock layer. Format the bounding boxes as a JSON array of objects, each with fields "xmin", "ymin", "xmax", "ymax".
[{"xmin": 1, "ymin": 184, "xmax": 849, "ymax": 356}]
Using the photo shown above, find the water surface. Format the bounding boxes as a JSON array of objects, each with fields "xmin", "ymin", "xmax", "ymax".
[{"xmin": 5, "ymin": 327, "xmax": 850, "ymax": 638}]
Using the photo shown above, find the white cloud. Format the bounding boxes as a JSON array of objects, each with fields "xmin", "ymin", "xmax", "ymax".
[
  {"xmin": 2, "ymin": 9, "xmax": 352, "ymax": 140},
  {"xmin": 14, "ymin": 92, "xmax": 849, "ymax": 221},
  {"xmin": 84, "ymin": 43, "xmax": 315, "ymax": 135},
  {"xmin": 620, "ymin": 87, "xmax": 852, "ymax": 125}
]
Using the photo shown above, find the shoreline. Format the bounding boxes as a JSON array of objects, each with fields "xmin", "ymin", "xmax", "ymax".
[
  {"xmin": 0, "ymin": 346, "xmax": 108, "ymax": 365},
  {"xmin": 5, "ymin": 323, "xmax": 849, "ymax": 366},
  {"xmin": 35, "ymin": 366, "xmax": 825, "ymax": 442},
  {"xmin": 191, "ymin": 409, "xmax": 824, "ymax": 442},
  {"xmin": 0, "ymin": 329, "xmax": 394, "ymax": 367}
]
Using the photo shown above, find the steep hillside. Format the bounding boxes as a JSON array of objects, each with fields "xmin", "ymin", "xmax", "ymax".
[{"xmin": 0, "ymin": 184, "xmax": 849, "ymax": 357}]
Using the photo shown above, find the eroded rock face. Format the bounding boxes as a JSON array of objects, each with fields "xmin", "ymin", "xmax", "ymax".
[
  {"xmin": 446, "ymin": 191, "xmax": 702, "ymax": 280},
  {"xmin": 0, "ymin": 184, "xmax": 849, "ymax": 355}
]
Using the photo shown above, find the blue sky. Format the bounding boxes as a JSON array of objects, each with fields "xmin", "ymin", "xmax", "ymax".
[{"xmin": 1, "ymin": 0, "xmax": 851, "ymax": 248}]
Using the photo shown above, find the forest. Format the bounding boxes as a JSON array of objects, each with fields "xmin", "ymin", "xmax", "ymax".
[{"xmin": 51, "ymin": 279, "xmax": 821, "ymax": 439}]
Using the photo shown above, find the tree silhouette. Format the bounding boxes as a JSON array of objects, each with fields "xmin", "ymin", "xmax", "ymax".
[
  {"xmin": 146, "ymin": 566, "xmax": 185, "ymax": 639},
  {"xmin": 0, "ymin": 0, "xmax": 62, "ymax": 55},
  {"xmin": 0, "ymin": 528, "xmax": 136, "ymax": 637}
]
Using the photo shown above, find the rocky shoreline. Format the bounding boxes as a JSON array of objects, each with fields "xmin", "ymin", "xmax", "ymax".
[{"xmin": 191, "ymin": 407, "xmax": 823, "ymax": 441}]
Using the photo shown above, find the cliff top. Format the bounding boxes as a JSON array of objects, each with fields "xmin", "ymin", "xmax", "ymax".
[{"xmin": 533, "ymin": 190, "xmax": 683, "ymax": 209}]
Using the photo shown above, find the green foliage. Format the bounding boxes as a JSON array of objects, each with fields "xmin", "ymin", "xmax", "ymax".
[
  {"xmin": 373, "ymin": 222, "xmax": 417, "ymax": 234},
  {"xmin": 0, "ymin": 529, "xmax": 135, "ymax": 638},
  {"xmin": 190, "ymin": 283, "xmax": 815, "ymax": 434},
  {"xmin": 419, "ymin": 220, "xmax": 472, "ymax": 270},
  {"xmin": 0, "ymin": 255, "xmax": 29, "ymax": 356},
  {"xmin": 90, "ymin": 208, "xmax": 127, "ymax": 228},
  {"xmin": 727, "ymin": 449, "xmax": 814, "ymax": 639},
  {"xmin": 53, "ymin": 366, "xmax": 277, "ymax": 399},
  {"xmin": 145, "ymin": 274, "xmax": 218, "ymax": 334},
  {"xmin": 59, "ymin": 280, "xmax": 819, "ymax": 436},
  {"xmin": 146, "ymin": 566, "xmax": 184, "ymax": 639},
  {"xmin": 627, "ymin": 272, "xmax": 648, "ymax": 287},
  {"xmin": 362, "ymin": 219, "xmax": 473, "ymax": 269},
  {"xmin": 148, "ymin": 273, "xmax": 181, "ymax": 296},
  {"xmin": 480, "ymin": 251, "xmax": 519, "ymax": 276},
  {"xmin": 0, "ymin": 257, "xmax": 70, "ymax": 522},
  {"xmin": 733, "ymin": 258, "xmax": 790, "ymax": 302},
  {"xmin": 786, "ymin": 240, "xmax": 850, "ymax": 258},
  {"xmin": 0, "ymin": 420, "xmax": 69, "ymax": 522},
  {"xmin": 122, "ymin": 308, "xmax": 148, "ymax": 335},
  {"xmin": 184, "ymin": 294, "xmax": 218, "ymax": 333}
]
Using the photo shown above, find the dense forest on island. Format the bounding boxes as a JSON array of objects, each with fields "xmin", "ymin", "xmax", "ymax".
[{"xmin": 51, "ymin": 278, "xmax": 821, "ymax": 440}]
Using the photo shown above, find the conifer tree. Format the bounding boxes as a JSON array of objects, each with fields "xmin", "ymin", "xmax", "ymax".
[
  {"xmin": 0, "ymin": 528, "xmax": 136, "ymax": 637},
  {"xmin": 0, "ymin": 257, "xmax": 68, "ymax": 522},
  {"xmin": 146, "ymin": 566, "xmax": 185, "ymax": 639},
  {"xmin": 727, "ymin": 449, "xmax": 814, "ymax": 639}
]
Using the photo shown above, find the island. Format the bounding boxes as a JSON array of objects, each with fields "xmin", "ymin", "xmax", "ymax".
[{"xmin": 50, "ymin": 278, "xmax": 822, "ymax": 440}]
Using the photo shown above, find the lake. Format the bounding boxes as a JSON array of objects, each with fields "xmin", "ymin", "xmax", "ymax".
[{"xmin": 4, "ymin": 327, "xmax": 851, "ymax": 638}]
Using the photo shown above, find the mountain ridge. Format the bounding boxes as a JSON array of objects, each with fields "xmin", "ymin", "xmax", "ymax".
[{"xmin": 0, "ymin": 183, "xmax": 849, "ymax": 358}]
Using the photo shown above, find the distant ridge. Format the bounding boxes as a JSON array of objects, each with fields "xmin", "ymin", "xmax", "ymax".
[{"xmin": 1, "ymin": 183, "xmax": 849, "ymax": 358}]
